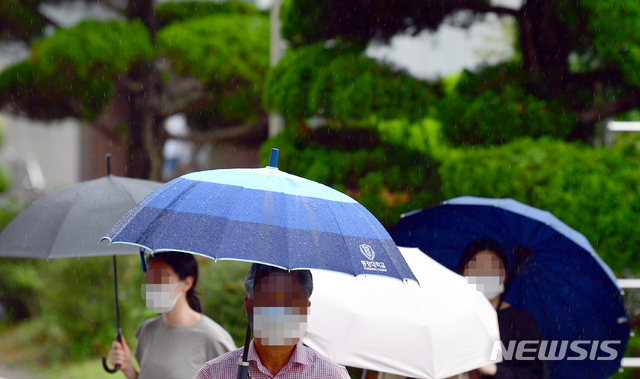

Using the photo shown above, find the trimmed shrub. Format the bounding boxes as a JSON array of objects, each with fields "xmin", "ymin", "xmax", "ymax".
[
  {"xmin": 439, "ymin": 137, "xmax": 640, "ymax": 272},
  {"xmin": 158, "ymin": 14, "xmax": 269, "ymax": 125},
  {"xmin": 263, "ymin": 42, "xmax": 439, "ymax": 124},
  {"xmin": 156, "ymin": 1, "xmax": 262, "ymax": 28},
  {"xmin": 435, "ymin": 64, "xmax": 576, "ymax": 146}
]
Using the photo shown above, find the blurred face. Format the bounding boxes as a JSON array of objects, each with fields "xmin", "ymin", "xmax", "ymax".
[
  {"xmin": 142, "ymin": 259, "xmax": 188, "ymax": 313},
  {"xmin": 247, "ymin": 271, "xmax": 310, "ymax": 347},
  {"xmin": 463, "ymin": 250, "xmax": 506, "ymax": 279},
  {"xmin": 463, "ymin": 250, "xmax": 506, "ymax": 300}
]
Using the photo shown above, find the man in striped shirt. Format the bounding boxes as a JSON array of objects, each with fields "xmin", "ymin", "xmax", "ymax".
[{"xmin": 194, "ymin": 264, "xmax": 350, "ymax": 379}]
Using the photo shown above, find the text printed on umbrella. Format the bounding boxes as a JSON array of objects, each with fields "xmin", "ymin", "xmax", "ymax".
[{"xmin": 359, "ymin": 244, "xmax": 387, "ymax": 272}]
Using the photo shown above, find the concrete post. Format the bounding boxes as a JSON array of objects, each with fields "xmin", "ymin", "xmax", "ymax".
[{"xmin": 269, "ymin": 0, "xmax": 285, "ymax": 137}]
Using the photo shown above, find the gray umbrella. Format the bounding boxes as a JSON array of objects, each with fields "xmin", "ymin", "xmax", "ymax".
[
  {"xmin": 0, "ymin": 156, "xmax": 162, "ymax": 373},
  {"xmin": 0, "ymin": 171, "xmax": 160, "ymax": 259}
]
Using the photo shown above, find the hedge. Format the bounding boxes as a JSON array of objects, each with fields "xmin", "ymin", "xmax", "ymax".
[{"xmin": 439, "ymin": 137, "xmax": 640, "ymax": 273}]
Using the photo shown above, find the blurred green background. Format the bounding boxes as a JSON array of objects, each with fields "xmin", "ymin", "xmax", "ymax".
[{"xmin": 3, "ymin": 0, "xmax": 640, "ymax": 378}]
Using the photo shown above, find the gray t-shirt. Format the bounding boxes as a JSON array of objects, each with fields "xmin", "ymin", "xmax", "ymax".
[{"xmin": 134, "ymin": 315, "xmax": 236, "ymax": 379}]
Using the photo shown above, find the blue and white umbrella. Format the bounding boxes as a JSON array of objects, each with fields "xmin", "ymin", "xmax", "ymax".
[
  {"xmin": 103, "ymin": 149, "xmax": 417, "ymax": 379},
  {"xmin": 103, "ymin": 149, "xmax": 416, "ymax": 282}
]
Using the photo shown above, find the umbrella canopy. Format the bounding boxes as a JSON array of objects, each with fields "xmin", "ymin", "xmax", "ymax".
[
  {"xmin": 103, "ymin": 150, "xmax": 416, "ymax": 282},
  {"xmin": 390, "ymin": 196, "xmax": 629, "ymax": 379},
  {"xmin": 303, "ymin": 246, "xmax": 500, "ymax": 379},
  {"xmin": 0, "ymin": 174, "xmax": 162, "ymax": 259}
]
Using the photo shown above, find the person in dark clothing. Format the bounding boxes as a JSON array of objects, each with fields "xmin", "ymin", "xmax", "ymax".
[{"xmin": 457, "ymin": 239, "xmax": 547, "ymax": 379}]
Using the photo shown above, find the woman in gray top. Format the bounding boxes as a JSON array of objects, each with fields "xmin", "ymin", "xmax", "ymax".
[{"xmin": 108, "ymin": 252, "xmax": 237, "ymax": 379}]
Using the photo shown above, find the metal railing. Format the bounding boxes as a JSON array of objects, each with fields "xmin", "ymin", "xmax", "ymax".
[
  {"xmin": 618, "ymin": 279, "xmax": 640, "ymax": 368},
  {"xmin": 604, "ymin": 121, "xmax": 640, "ymax": 147}
]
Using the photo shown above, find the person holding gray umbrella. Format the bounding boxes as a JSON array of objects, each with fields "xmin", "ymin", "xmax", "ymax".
[
  {"xmin": 0, "ymin": 155, "xmax": 165, "ymax": 373},
  {"xmin": 109, "ymin": 251, "xmax": 236, "ymax": 379}
]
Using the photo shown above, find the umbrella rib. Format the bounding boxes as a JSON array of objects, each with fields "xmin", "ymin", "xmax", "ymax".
[
  {"xmin": 104, "ymin": 177, "xmax": 139, "ymax": 246},
  {"xmin": 441, "ymin": 206, "xmax": 514, "ymax": 244},
  {"xmin": 523, "ymin": 221, "xmax": 545, "ymax": 248},
  {"xmin": 513, "ymin": 259, "xmax": 602, "ymax": 340},
  {"xmin": 322, "ymin": 200, "xmax": 354, "ymax": 275},
  {"xmin": 533, "ymin": 270, "xmax": 581, "ymax": 336},
  {"xmin": 49, "ymin": 191, "xmax": 87, "ymax": 257},
  {"xmin": 209, "ymin": 181, "xmax": 248, "ymax": 261},
  {"xmin": 279, "ymin": 174, "xmax": 292, "ymax": 269},
  {"xmin": 526, "ymin": 234, "xmax": 579, "ymax": 256},
  {"xmin": 138, "ymin": 180, "xmax": 201, "ymax": 250},
  {"xmin": 109, "ymin": 177, "xmax": 138, "ymax": 206}
]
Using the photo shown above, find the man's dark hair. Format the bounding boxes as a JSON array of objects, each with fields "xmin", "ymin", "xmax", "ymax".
[{"xmin": 244, "ymin": 264, "xmax": 313, "ymax": 299}]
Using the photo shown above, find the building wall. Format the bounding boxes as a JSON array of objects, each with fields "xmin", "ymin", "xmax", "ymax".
[{"xmin": 0, "ymin": 114, "xmax": 81, "ymax": 199}]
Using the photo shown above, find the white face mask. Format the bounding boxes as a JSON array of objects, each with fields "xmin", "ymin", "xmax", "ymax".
[
  {"xmin": 466, "ymin": 276, "xmax": 504, "ymax": 300},
  {"xmin": 251, "ymin": 307, "xmax": 308, "ymax": 346},
  {"xmin": 143, "ymin": 282, "xmax": 183, "ymax": 313}
]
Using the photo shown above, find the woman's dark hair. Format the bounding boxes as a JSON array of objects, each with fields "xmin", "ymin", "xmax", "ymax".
[
  {"xmin": 456, "ymin": 239, "xmax": 535, "ymax": 295},
  {"xmin": 148, "ymin": 252, "xmax": 202, "ymax": 313},
  {"xmin": 456, "ymin": 238, "xmax": 508, "ymax": 275}
]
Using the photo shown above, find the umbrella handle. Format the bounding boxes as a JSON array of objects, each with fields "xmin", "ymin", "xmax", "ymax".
[
  {"xmin": 101, "ymin": 332, "xmax": 122, "ymax": 373},
  {"xmin": 236, "ymin": 362, "xmax": 249, "ymax": 379},
  {"xmin": 101, "ymin": 356, "xmax": 121, "ymax": 373},
  {"xmin": 236, "ymin": 323, "xmax": 252, "ymax": 379}
]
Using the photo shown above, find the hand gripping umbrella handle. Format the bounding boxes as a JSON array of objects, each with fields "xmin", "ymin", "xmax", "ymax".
[
  {"xmin": 102, "ymin": 332, "xmax": 122, "ymax": 373},
  {"xmin": 102, "ymin": 357, "xmax": 121, "ymax": 373}
]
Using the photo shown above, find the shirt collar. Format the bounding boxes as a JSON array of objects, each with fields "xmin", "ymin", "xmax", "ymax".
[{"xmin": 248, "ymin": 340, "xmax": 313, "ymax": 367}]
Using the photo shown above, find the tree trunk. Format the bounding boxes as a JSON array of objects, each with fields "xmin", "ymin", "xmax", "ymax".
[
  {"xmin": 127, "ymin": 0, "xmax": 156, "ymax": 42},
  {"xmin": 518, "ymin": 0, "xmax": 570, "ymax": 97},
  {"xmin": 124, "ymin": 0, "xmax": 164, "ymax": 180},
  {"xmin": 126, "ymin": 61, "xmax": 166, "ymax": 180}
]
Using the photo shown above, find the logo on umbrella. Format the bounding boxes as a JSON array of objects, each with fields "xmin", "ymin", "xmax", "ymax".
[
  {"xmin": 359, "ymin": 244, "xmax": 375, "ymax": 261},
  {"xmin": 359, "ymin": 244, "xmax": 386, "ymax": 272}
]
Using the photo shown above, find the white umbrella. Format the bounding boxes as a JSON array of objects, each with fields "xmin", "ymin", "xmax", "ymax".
[{"xmin": 303, "ymin": 247, "xmax": 500, "ymax": 379}]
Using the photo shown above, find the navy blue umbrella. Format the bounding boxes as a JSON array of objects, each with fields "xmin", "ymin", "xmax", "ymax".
[{"xmin": 390, "ymin": 196, "xmax": 629, "ymax": 379}]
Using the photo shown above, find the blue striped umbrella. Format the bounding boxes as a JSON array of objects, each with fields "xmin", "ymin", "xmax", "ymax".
[{"xmin": 103, "ymin": 149, "xmax": 416, "ymax": 283}]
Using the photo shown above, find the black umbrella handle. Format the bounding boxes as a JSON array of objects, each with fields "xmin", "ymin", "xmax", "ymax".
[
  {"xmin": 236, "ymin": 323, "xmax": 252, "ymax": 379},
  {"xmin": 102, "ymin": 332, "xmax": 122, "ymax": 373},
  {"xmin": 103, "ymin": 254, "xmax": 123, "ymax": 373}
]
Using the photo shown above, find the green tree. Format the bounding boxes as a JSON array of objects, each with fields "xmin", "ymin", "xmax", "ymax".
[
  {"xmin": 273, "ymin": 0, "xmax": 640, "ymax": 144},
  {"xmin": 264, "ymin": 42, "xmax": 438, "ymax": 124},
  {"xmin": 0, "ymin": 0, "xmax": 270, "ymax": 179},
  {"xmin": 259, "ymin": 0, "xmax": 640, "ymax": 227}
]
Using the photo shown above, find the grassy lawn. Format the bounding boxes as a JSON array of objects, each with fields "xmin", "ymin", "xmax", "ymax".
[
  {"xmin": 42, "ymin": 359, "xmax": 130, "ymax": 379},
  {"xmin": 0, "ymin": 323, "xmax": 139, "ymax": 379}
]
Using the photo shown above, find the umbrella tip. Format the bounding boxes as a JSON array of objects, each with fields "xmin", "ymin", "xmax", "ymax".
[
  {"xmin": 106, "ymin": 154, "xmax": 112, "ymax": 176},
  {"xmin": 268, "ymin": 148, "xmax": 279, "ymax": 168}
]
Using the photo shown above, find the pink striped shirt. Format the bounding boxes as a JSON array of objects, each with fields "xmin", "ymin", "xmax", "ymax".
[{"xmin": 194, "ymin": 340, "xmax": 350, "ymax": 379}]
